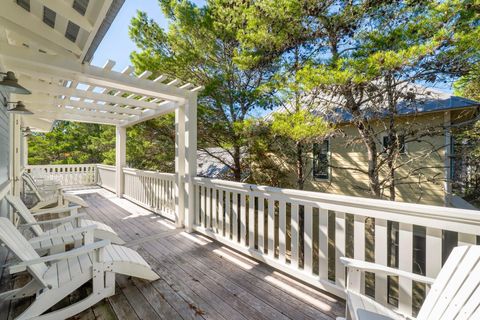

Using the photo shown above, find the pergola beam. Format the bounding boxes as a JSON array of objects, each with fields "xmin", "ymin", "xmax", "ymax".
[
  {"xmin": 26, "ymin": 112, "xmax": 121, "ymax": 126},
  {"xmin": 28, "ymin": 105, "xmax": 132, "ymax": 121},
  {"xmin": 121, "ymin": 102, "xmax": 177, "ymax": 127},
  {"xmin": 21, "ymin": 96, "xmax": 145, "ymax": 116},
  {"xmin": 18, "ymin": 78, "xmax": 164, "ymax": 110},
  {"xmin": 1, "ymin": 45, "xmax": 192, "ymax": 102}
]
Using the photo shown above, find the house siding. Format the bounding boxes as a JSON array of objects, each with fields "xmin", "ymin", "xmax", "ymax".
[{"xmin": 305, "ymin": 113, "xmax": 447, "ymax": 206}]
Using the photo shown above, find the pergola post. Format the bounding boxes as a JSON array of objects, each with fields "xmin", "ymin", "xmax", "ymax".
[
  {"xmin": 175, "ymin": 103, "xmax": 186, "ymax": 228},
  {"xmin": 115, "ymin": 125, "xmax": 126, "ymax": 198},
  {"xmin": 175, "ymin": 94, "xmax": 197, "ymax": 231},
  {"xmin": 185, "ymin": 95, "xmax": 197, "ymax": 232}
]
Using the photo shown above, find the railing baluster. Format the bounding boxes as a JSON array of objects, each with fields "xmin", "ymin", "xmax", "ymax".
[
  {"xmin": 290, "ymin": 203, "xmax": 299, "ymax": 267},
  {"xmin": 335, "ymin": 211, "xmax": 346, "ymax": 288},
  {"xmin": 218, "ymin": 189, "xmax": 224, "ymax": 235},
  {"xmin": 231, "ymin": 192, "xmax": 238, "ymax": 242},
  {"xmin": 258, "ymin": 196, "xmax": 265, "ymax": 254},
  {"xmin": 195, "ymin": 184, "xmax": 200, "ymax": 226},
  {"xmin": 319, "ymin": 208, "xmax": 329, "ymax": 281},
  {"xmin": 212, "ymin": 188, "xmax": 217, "ymax": 232},
  {"xmin": 225, "ymin": 191, "xmax": 231, "ymax": 239},
  {"xmin": 240, "ymin": 193, "xmax": 247, "ymax": 246},
  {"xmin": 375, "ymin": 218, "xmax": 389, "ymax": 306},
  {"xmin": 198, "ymin": 186, "xmax": 204, "ymax": 227},
  {"xmin": 249, "ymin": 194, "xmax": 256, "ymax": 249},
  {"xmin": 398, "ymin": 222, "xmax": 413, "ymax": 315},
  {"xmin": 206, "ymin": 187, "xmax": 211, "ymax": 229},
  {"xmin": 354, "ymin": 215, "xmax": 366, "ymax": 294},
  {"xmin": 304, "ymin": 205, "xmax": 313, "ymax": 274},
  {"xmin": 425, "ymin": 227, "xmax": 442, "ymax": 291},
  {"xmin": 267, "ymin": 198, "xmax": 275, "ymax": 258},
  {"xmin": 279, "ymin": 200, "xmax": 287, "ymax": 263}
]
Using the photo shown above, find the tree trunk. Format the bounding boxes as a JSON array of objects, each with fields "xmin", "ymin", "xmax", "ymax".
[
  {"xmin": 296, "ymin": 141, "xmax": 304, "ymax": 190},
  {"xmin": 233, "ymin": 144, "xmax": 242, "ymax": 181}
]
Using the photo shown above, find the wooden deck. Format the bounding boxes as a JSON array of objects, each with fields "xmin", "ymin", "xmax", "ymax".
[{"xmin": 1, "ymin": 187, "xmax": 345, "ymax": 320}]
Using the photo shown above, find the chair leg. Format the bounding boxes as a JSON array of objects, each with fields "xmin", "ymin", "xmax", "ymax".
[
  {"xmin": 21, "ymin": 288, "xmax": 110, "ymax": 320},
  {"xmin": 16, "ymin": 274, "xmax": 90, "ymax": 320},
  {"xmin": 0, "ymin": 280, "xmax": 40, "ymax": 300}
]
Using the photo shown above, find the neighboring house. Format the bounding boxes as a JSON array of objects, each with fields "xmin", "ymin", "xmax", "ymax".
[
  {"xmin": 268, "ymin": 86, "xmax": 480, "ymax": 207},
  {"xmin": 197, "ymin": 147, "xmax": 249, "ymax": 180}
]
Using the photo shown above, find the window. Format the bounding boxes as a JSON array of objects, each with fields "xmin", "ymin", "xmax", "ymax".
[
  {"xmin": 43, "ymin": 6, "xmax": 56, "ymax": 28},
  {"xmin": 73, "ymin": 0, "xmax": 89, "ymax": 16},
  {"xmin": 313, "ymin": 140, "xmax": 330, "ymax": 180},
  {"xmin": 65, "ymin": 21, "xmax": 80, "ymax": 43},
  {"xmin": 382, "ymin": 135, "xmax": 406, "ymax": 154},
  {"xmin": 16, "ymin": 0, "xmax": 30, "ymax": 11}
]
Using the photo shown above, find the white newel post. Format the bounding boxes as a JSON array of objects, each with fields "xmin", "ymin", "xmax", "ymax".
[
  {"xmin": 175, "ymin": 94, "xmax": 197, "ymax": 230},
  {"xmin": 115, "ymin": 125, "xmax": 126, "ymax": 198},
  {"xmin": 175, "ymin": 103, "xmax": 186, "ymax": 228},
  {"xmin": 22, "ymin": 134, "xmax": 28, "ymax": 167},
  {"xmin": 185, "ymin": 95, "xmax": 197, "ymax": 232}
]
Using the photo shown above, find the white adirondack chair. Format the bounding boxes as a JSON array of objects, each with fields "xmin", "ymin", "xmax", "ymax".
[
  {"xmin": 339, "ymin": 245, "xmax": 480, "ymax": 320},
  {"xmin": 6, "ymin": 195, "xmax": 125, "ymax": 253},
  {"xmin": 0, "ymin": 217, "xmax": 159, "ymax": 320},
  {"xmin": 22, "ymin": 173, "xmax": 88, "ymax": 210},
  {"xmin": 23, "ymin": 171, "xmax": 60, "ymax": 189}
]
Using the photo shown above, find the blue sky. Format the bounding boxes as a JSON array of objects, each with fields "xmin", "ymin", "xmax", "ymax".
[
  {"xmin": 91, "ymin": 0, "xmax": 204, "ymax": 71},
  {"xmin": 91, "ymin": 0, "xmax": 453, "ymax": 93}
]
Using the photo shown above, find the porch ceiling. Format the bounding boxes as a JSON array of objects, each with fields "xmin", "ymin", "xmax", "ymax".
[{"xmin": 0, "ymin": 0, "xmax": 122, "ymax": 62}]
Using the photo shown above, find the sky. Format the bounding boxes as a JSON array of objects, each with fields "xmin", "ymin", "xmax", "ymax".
[{"xmin": 91, "ymin": 0, "xmax": 204, "ymax": 72}]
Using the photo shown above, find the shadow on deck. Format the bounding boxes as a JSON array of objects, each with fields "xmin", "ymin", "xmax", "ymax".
[{"xmin": 1, "ymin": 188, "xmax": 345, "ymax": 320}]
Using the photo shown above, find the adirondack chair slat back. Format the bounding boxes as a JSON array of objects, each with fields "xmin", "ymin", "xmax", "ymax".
[
  {"xmin": 5, "ymin": 195, "xmax": 44, "ymax": 236},
  {"xmin": 0, "ymin": 217, "xmax": 48, "ymax": 285},
  {"xmin": 417, "ymin": 245, "xmax": 480, "ymax": 320},
  {"xmin": 22, "ymin": 173, "xmax": 43, "ymax": 201}
]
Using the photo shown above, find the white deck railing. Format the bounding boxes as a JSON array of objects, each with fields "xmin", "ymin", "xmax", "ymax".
[
  {"xmin": 25, "ymin": 164, "xmax": 97, "ymax": 186},
  {"xmin": 96, "ymin": 164, "xmax": 116, "ymax": 192},
  {"xmin": 123, "ymin": 168, "xmax": 176, "ymax": 221},
  {"xmin": 191, "ymin": 177, "xmax": 480, "ymax": 316},
  {"xmin": 25, "ymin": 163, "xmax": 480, "ymax": 317}
]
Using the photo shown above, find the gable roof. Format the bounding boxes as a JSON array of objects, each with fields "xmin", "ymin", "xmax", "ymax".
[{"xmin": 268, "ymin": 85, "xmax": 480, "ymax": 124}]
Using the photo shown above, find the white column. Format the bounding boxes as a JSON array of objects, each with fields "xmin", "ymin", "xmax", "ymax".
[
  {"xmin": 115, "ymin": 125, "xmax": 126, "ymax": 198},
  {"xmin": 175, "ymin": 94, "xmax": 198, "ymax": 230},
  {"xmin": 185, "ymin": 95, "xmax": 197, "ymax": 232},
  {"xmin": 175, "ymin": 103, "xmax": 186, "ymax": 228},
  {"xmin": 22, "ymin": 135, "xmax": 28, "ymax": 167}
]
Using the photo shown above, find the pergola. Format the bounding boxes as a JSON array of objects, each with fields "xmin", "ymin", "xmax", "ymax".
[{"xmin": 0, "ymin": 0, "xmax": 199, "ymax": 228}]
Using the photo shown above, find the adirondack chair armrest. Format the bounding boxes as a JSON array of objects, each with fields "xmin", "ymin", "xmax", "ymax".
[
  {"xmin": 31, "ymin": 205, "xmax": 81, "ymax": 217},
  {"xmin": 7, "ymin": 240, "xmax": 111, "ymax": 274},
  {"xmin": 340, "ymin": 257, "xmax": 435, "ymax": 285},
  {"xmin": 18, "ymin": 213, "xmax": 87, "ymax": 228},
  {"xmin": 28, "ymin": 224, "xmax": 97, "ymax": 244}
]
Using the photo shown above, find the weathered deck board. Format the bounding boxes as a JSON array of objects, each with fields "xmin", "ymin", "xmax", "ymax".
[{"xmin": 1, "ymin": 188, "xmax": 344, "ymax": 319}]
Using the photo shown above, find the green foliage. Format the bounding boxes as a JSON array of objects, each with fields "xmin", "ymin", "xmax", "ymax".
[
  {"xmin": 28, "ymin": 121, "xmax": 114, "ymax": 165},
  {"xmin": 271, "ymin": 110, "xmax": 331, "ymax": 143},
  {"xmin": 29, "ymin": 117, "xmax": 175, "ymax": 172},
  {"xmin": 129, "ymin": 0, "xmax": 277, "ymax": 180}
]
